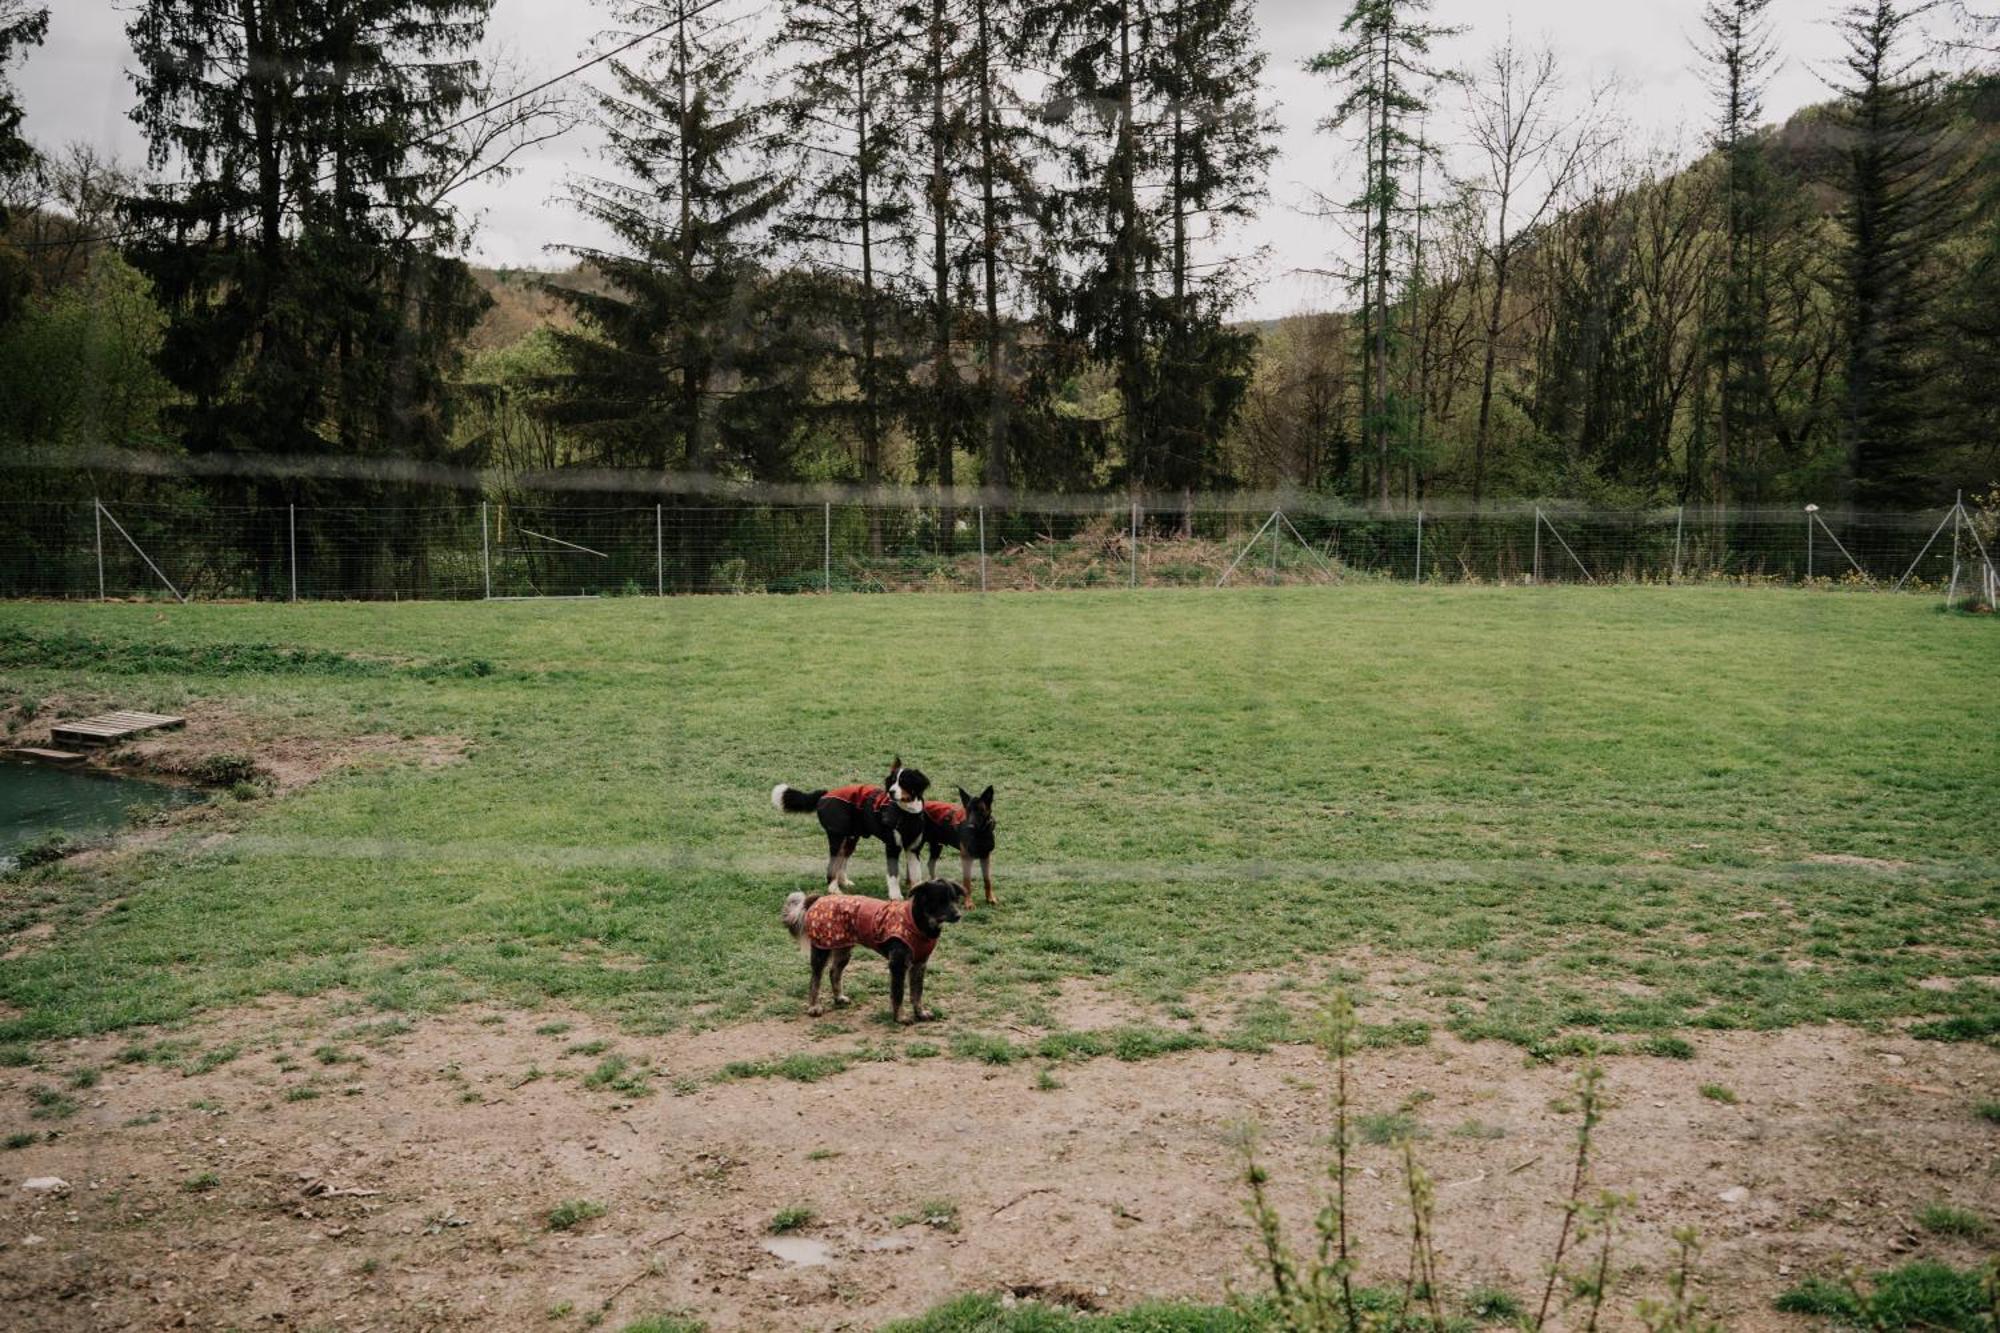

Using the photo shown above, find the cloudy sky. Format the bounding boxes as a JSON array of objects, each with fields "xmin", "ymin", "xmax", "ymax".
[{"xmin": 17, "ymin": 0, "xmax": 1863, "ymax": 320}]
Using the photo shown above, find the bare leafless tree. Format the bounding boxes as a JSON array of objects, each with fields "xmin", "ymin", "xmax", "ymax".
[{"xmin": 1463, "ymin": 33, "xmax": 1616, "ymax": 501}]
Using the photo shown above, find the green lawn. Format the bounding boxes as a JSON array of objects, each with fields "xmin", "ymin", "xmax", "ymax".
[{"xmin": 1, "ymin": 585, "xmax": 1996, "ymax": 1055}]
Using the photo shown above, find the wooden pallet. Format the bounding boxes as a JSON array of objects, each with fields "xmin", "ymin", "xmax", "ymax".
[
  {"xmin": 48, "ymin": 711, "xmax": 186, "ymax": 748},
  {"xmin": 6, "ymin": 747, "xmax": 87, "ymax": 764}
]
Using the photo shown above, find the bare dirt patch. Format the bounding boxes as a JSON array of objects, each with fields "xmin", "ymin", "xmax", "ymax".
[
  {"xmin": 1, "ymin": 1003, "xmax": 1994, "ymax": 1332},
  {"xmin": 1805, "ymin": 853, "xmax": 1911, "ymax": 871}
]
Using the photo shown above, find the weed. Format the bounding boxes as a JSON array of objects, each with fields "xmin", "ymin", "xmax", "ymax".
[
  {"xmin": 28, "ymin": 1087, "xmax": 76, "ymax": 1120},
  {"xmin": 1464, "ymin": 1285, "xmax": 1524, "ymax": 1323},
  {"xmin": 1358, "ymin": 1020, "xmax": 1432, "ymax": 1049},
  {"xmin": 1698, "ymin": 1083, "xmax": 1737, "ymax": 1105},
  {"xmin": 535, "ymin": 1022, "xmax": 572, "ymax": 1037},
  {"xmin": 1355, "ymin": 1111, "xmax": 1424, "ymax": 1145},
  {"xmin": 0, "ymin": 1045, "xmax": 34, "ymax": 1068},
  {"xmin": 1974, "ymin": 1101, "xmax": 2000, "ymax": 1125},
  {"xmin": 950, "ymin": 1033, "xmax": 1019, "ymax": 1065},
  {"xmin": 891, "ymin": 1200, "xmax": 960, "ymax": 1233},
  {"xmin": 66, "ymin": 1066, "xmax": 99, "ymax": 1089},
  {"xmin": 805, "ymin": 1148, "xmax": 840, "ymax": 1162},
  {"xmin": 1035, "ymin": 1067, "xmax": 1064, "ymax": 1092},
  {"xmin": 1451, "ymin": 1119, "xmax": 1506, "ymax": 1141},
  {"xmin": 546, "ymin": 1199, "xmax": 607, "ymax": 1232},
  {"xmin": 768, "ymin": 1206, "xmax": 813, "ymax": 1234},
  {"xmin": 583, "ymin": 1055, "xmax": 651, "ymax": 1097},
  {"xmin": 284, "ymin": 1086, "xmax": 321, "ymax": 1103},
  {"xmin": 1917, "ymin": 1204, "xmax": 1987, "ymax": 1239},
  {"xmin": 3, "ymin": 1131, "xmax": 39, "ymax": 1149},
  {"xmin": 183, "ymin": 1170, "xmax": 219, "ymax": 1192},
  {"xmin": 1778, "ymin": 1262, "xmax": 1990, "ymax": 1331},
  {"xmin": 180, "ymin": 1043, "xmax": 242, "ymax": 1077},
  {"xmin": 905, "ymin": 1042, "xmax": 939, "ymax": 1059},
  {"xmin": 314, "ymin": 1045, "xmax": 356, "ymax": 1065},
  {"xmin": 1639, "ymin": 1035, "xmax": 1695, "ymax": 1059}
]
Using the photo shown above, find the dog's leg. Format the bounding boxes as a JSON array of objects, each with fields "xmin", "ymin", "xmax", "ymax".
[
  {"xmin": 884, "ymin": 842, "xmax": 902, "ymax": 899},
  {"xmin": 824, "ymin": 832, "xmax": 846, "ymax": 895},
  {"xmin": 959, "ymin": 849, "xmax": 974, "ymax": 900},
  {"xmin": 909, "ymin": 959, "xmax": 929, "ymax": 1022},
  {"xmin": 887, "ymin": 950, "xmax": 909, "ymax": 1024},
  {"xmin": 981, "ymin": 855, "xmax": 997, "ymax": 905},
  {"xmin": 927, "ymin": 843, "xmax": 941, "ymax": 882},
  {"xmin": 839, "ymin": 838, "xmax": 858, "ymax": 889},
  {"xmin": 807, "ymin": 947, "xmax": 830, "ymax": 1017},
  {"xmin": 828, "ymin": 949, "xmax": 853, "ymax": 1008}
]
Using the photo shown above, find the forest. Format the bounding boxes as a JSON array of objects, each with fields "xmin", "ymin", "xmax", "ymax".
[{"xmin": 1, "ymin": 0, "xmax": 1997, "ymax": 522}]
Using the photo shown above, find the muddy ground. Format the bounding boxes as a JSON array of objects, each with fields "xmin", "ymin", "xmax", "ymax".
[{"xmin": 1, "ymin": 995, "xmax": 1994, "ymax": 1332}]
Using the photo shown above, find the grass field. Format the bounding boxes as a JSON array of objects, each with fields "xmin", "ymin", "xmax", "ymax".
[{"xmin": 2, "ymin": 585, "xmax": 1998, "ymax": 1058}]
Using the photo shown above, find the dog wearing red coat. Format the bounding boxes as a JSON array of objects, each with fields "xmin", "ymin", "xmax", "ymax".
[
  {"xmin": 771, "ymin": 757, "xmax": 931, "ymax": 898},
  {"xmin": 780, "ymin": 880, "xmax": 964, "ymax": 1023}
]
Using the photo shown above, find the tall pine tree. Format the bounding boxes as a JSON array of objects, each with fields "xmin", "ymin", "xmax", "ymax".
[
  {"xmin": 773, "ymin": 0, "xmax": 917, "ymax": 549},
  {"xmin": 545, "ymin": 0, "xmax": 798, "ymax": 480},
  {"xmin": 123, "ymin": 0, "xmax": 495, "ymax": 463},
  {"xmin": 1828, "ymin": 0, "xmax": 1969, "ymax": 506},
  {"xmin": 1309, "ymin": 0, "xmax": 1459, "ymax": 506}
]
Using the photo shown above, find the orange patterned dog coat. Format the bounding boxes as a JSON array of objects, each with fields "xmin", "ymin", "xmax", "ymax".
[{"xmin": 802, "ymin": 894, "xmax": 938, "ymax": 964}]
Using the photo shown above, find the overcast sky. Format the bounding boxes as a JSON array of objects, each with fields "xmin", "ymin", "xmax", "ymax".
[{"xmin": 18, "ymin": 0, "xmax": 1864, "ymax": 321}]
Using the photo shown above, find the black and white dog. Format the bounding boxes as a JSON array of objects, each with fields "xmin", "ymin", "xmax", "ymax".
[
  {"xmin": 923, "ymin": 786, "xmax": 997, "ymax": 907},
  {"xmin": 771, "ymin": 758, "xmax": 931, "ymax": 898}
]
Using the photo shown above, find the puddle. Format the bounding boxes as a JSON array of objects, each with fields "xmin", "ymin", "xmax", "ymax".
[
  {"xmin": 0, "ymin": 759, "xmax": 200, "ymax": 868},
  {"xmin": 759, "ymin": 1235, "xmax": 835, "ymax": 1267}
]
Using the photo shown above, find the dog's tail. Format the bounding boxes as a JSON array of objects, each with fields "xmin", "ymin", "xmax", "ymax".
[
  {"xmin": 771, "ymin": 784, "xmax": 822, "ymax": 813},
  {"xmin": 782, "ymin": 891, "xmax": 812, "ymax": 950}
]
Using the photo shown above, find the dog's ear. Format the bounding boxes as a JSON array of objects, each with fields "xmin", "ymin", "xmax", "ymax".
[
  {"xmin": 958, "ymin": 786, "xmax": 973, "ymax": 806},
  {"xmin": 978, "ymin": 786, "xmax": 994, "ymax": 808}
]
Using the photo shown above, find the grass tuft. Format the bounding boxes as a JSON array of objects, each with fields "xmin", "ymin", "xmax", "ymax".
[
  {"xmin": 767, "ymin": 1206, "xmax": 813, "ymax": 1234},
  {"xmin": 546, "ymin": 1199, "xmax": 607, "ymax": 1232}
]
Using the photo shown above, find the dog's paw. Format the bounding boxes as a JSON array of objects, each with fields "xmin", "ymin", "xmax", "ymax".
[
  {"xmin": 833, "ymin": 995, "xmax": 851, "ymax": 1007},
  {"xmin": 912, "ymin": 1008, "xmax": 932, "ymax": 1023},
  {"xmin": 897, "ymin": 1012, "xmax": 915, "ymax": 1026},
  {"xmin": 806, "ymin": 1005, "xmax": 824, "ymax": 1018}
]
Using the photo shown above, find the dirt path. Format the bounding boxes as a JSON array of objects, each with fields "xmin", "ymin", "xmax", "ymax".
[{"xmin": 2, "ymin": 1001, "xmax": 1994, "ymax": 1331}]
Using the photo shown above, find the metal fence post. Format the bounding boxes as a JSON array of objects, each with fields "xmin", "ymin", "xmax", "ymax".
[
  {"xmin": 1270, "ymin": 509, "xmax": 1280, "ymax": 585},
  {"xmin": 978, "ymin": 505, "xmax": 987, "ymax": 593},
  {"xmin": 656, "ymin": 503, "xmax": 664, "ymax": 596},
  {"xmin": 1415, "ymin": 509, "xmax": 1423, "ymax": 584},
  {"xmin": 93, "ymin": 496, "xmax": 104, "ymax": 601},
  {"xmin": 823, "ymin": 502, "xmax": 831, "ymax": 593},
  {"xmin": 1130, "ymin": 500, "xmax": 1138, "ymax": 588},
  {"xmin": 289, "ymin": 503, "xmax": 297, "ymax": 602},
  {"xmin": 1805, "ymin": 505, "xmax": 1815, "ymax": 582},
  {"xmin": 1672, "ymin": 505, "xmax": 1684, "ymax": 584},
  {"xmin": 481, "ymin": 500, "xmax": 491, "ymax": 600},
  {"xmin": 1947, "ymin": 496, "xmax": 1963, "ymax": 607},
  {"xmin": 1533, "ymin": 506, "xmax": 1542, "ymax": 583}
]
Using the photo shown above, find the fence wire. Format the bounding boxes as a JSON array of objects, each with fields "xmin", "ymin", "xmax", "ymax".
[{"xmin": 0, "ymin": 491, "xmax": 1992, "ymax": 602}]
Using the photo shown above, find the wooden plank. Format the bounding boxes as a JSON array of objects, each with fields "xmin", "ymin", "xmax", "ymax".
[
  {"xmin": 49, "ymin": 711, "xmax": 186, "ymax": 747},
  {"xmin": 6, "ymin": 747, "xmax": 88, "ymax": 764}
]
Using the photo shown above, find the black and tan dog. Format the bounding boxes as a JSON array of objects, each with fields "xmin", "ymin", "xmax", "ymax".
[
  {"xmin": 781, "ymin": 880, "xmax": 965, "ymax": 1023},
  {"xmin": 772, "ymin": 758, "xmax": 931, "ymax": 898},
  {"xmin": 922, "ymin": 786, "xmax": 997, "ymax": 907}
]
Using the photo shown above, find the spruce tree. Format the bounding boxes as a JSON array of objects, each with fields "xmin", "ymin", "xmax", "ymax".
[
  {"xmin": 773, "ymin": 0, "xmax": 918, "ymax": 549},
  {"xmin": 545, "ymin": 0, "xmax": 797, "ymax": 480},
  {"xmin": 1309, "ymin": 0, "xmax": 1459, "ymax": 507},
  {"xmin": 122, "ymin": 0, "xmax": 495, "ymax": 463},
  {"xmin": 1828, "ymin": 0, "xmax": 1969, "ymax": 506}
]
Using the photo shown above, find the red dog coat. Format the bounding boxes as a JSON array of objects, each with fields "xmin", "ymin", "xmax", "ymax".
[
  {"xmin": 826, "ymin": 784, "xmax": 894, "ymax": 815},
  {"xmin": 803, "ymin": 894, "xmax": 938, "ymax": 964},
  {"xmin": 922, "ymin": 800, "xmax": 966, "ymax": 828}
]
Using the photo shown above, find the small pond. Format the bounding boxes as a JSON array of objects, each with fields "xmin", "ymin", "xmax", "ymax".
[{"xmin": 0, "ymin": 759, "xmax": 201, "ymax": 869}]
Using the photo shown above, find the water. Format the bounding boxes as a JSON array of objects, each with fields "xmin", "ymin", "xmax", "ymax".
[{"xmin": 0, "ymin": 759, "xmax": 200, "ymax": 868}]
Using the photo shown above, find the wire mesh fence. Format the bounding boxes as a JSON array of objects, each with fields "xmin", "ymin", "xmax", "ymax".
[{"xmin": 0, "ymin": 488, "xmax": 1993, "ymax": 603}]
